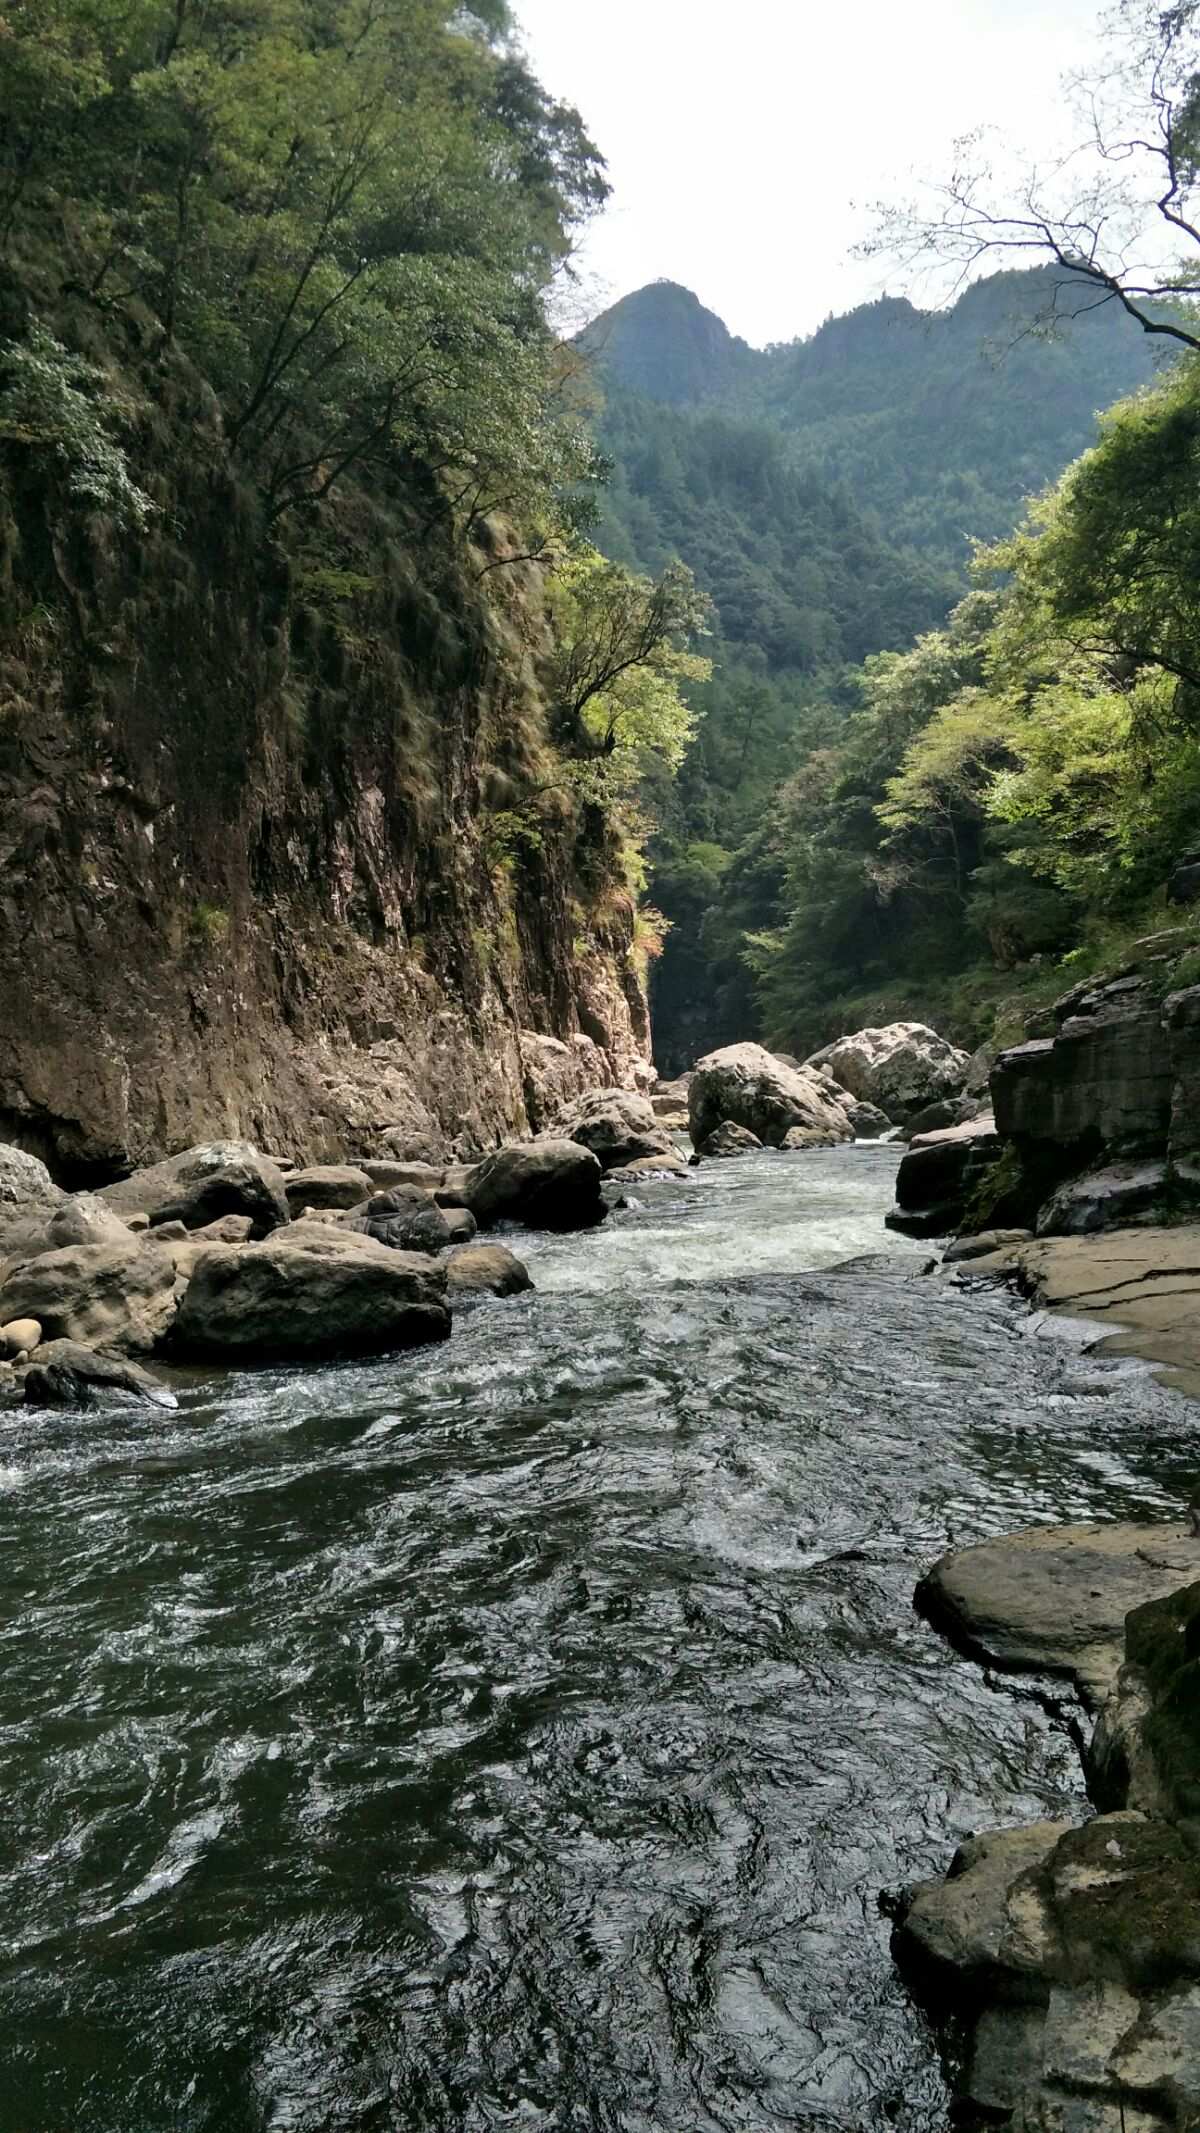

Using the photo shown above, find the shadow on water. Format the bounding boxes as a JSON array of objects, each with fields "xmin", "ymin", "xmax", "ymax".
[{"xmin": 0, "ymin": 1144, "xmax": 1193, "ymax": 2130}]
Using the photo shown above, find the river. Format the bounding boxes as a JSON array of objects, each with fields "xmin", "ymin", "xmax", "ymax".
[{"xmin": 0, "ymin": 1143, "xmax": 1193, "ymax": 2131}]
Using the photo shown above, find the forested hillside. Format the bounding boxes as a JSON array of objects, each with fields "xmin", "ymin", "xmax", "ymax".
[{"xmin": 580, "ymin": 272, "xmax": 1166, "ymax": 1065}]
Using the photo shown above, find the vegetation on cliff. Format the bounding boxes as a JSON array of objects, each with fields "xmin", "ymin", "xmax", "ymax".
[{"xmin": 0, "ymin": 0, "xmax": 709, "ymax": 1169}]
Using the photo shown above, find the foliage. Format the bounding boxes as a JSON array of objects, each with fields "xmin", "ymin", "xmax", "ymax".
[
  {"xmin": 543, "ymin": 548, "xmax": 710, "ymax": 799},
  {"xmin": 0, "ymin": 0, "xmax": 607, "ymax": 530},
  {"xmin": 0, "ymin": 323, "xmax": 154, "ymax": 525}
]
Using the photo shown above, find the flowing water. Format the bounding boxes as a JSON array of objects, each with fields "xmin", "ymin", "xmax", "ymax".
[{"xmin": 0, "ymin": 1143, "xmax": 1195, "ymax": 2132}]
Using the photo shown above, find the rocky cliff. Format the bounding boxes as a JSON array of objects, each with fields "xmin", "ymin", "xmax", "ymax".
[{"xmin": 1, "ymin": 329, "xmax": 650, "ymax": 1184}]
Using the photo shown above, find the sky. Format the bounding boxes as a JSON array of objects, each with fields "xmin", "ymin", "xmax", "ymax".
[{"xmin": 511, "ymin": 0, "xmax": 1109, "ymax": 347}]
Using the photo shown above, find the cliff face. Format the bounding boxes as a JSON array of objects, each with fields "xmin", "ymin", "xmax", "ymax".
[{"xmin": 0, "ymin": 333, "xmax": 650, "ymax": 1184}]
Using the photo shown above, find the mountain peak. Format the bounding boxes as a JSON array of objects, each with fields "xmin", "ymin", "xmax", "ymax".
[{"xmin": 578, "ymin": 282, "xmax": 748, "ymax": 407}]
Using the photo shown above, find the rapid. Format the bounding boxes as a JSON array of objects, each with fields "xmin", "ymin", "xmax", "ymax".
[{"xmin": 0, "ymin": 1143, "xmax": 1193, "ymax": 2131}]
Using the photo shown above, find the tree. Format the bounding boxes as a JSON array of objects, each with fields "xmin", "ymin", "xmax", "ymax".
[
  {"xmin": 863, "ymin": 0, "xmax": 1200, "ymax": 352},
  {"xmin": 543, "ymin": 551, "xmax": 711, "ymax": 766}
]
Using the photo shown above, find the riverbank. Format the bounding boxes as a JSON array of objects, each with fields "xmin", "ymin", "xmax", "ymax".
[{"xmin": 893, "ymin": 1220, "xmax": 1200, "ymax": 2128}]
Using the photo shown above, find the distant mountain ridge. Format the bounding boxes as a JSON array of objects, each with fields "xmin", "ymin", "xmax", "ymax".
[{"xmin": 582, "ymin": 267, "xmax": 1160, "ymax": 567}]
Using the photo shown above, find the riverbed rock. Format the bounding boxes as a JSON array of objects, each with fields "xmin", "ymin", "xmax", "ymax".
[
  {"xmin": 695, "ymin": 1120, "xmax": 763, "ymax": 1159},
  {"xmin": 845, "ymin": 1099, "xmax": 895, "ymax": 1138},
  {"xmin": 357, "ymin": 1159, "xmax": 445, "ymax": 1193},
  {"xmin": 99, "ymin": 1142, "xmax": 290, "ymax": 1238},
  {"xmin": 688, "ymin": 1044, "xmax": 852, "ymax": 1151},
  {"xmin": 465, "ymin": 1140, "xmax": 606, "ymax": 1232},
  {"xmin": 1003, "ymin": 1224, "xmax": 1200, "ymax": 1393},
  {"xmin": 897, "ymin": 1805, "xmax": 1200, "ymax": 2130},
  {"xmin": 605, "ymin": 1149, "xmax": 690, "ymax": 1181},
  {"xmin": 551, "ymin": 1088, "xmax": 676, "ymax": 1171},
  {"xmin": 1, "ymin": 1316, "xmax": 42, "ymax": 1357},
  {"xmin": 171, "ymin": 1234, "xmax": 449, "ymax": 1360},
  {"xmin": 0, "ymin": 1240, "xmax": 179, "ymax": 1357},
  {"xmin": 886, "ymin": 1116, "xmax": 1002, "ymax": 1237},
  {"xmin": 904, "ymin": 1094, "xmax": 983, "ymax": 1139},
  {"xmin": 0, "ymin": 1144, "xmax": 67, "ymax": 1259},
  {"xmin": 444, "ymin": 1243, "xmax": 533, "ymax": 1298},
  {"xmin": 345, "ymin": 1187, "xmax": 452, "ymax": 1255},
  {"xmin": 21, "ymin": 1338, "xmax": 178, "ymax": 1410},
  {"xmin": 283, "ymin": 1165, "xmax": 373, "ymax": 1214},
  {"xmin": 440, "ymin": 1206, "xmax": 478, "ymax": 1244},
  {"xmin": 809, "ymin": 1023, "xmax": 970, "ymax": 1127},
  {"xmin": 916, "ymin": 1520, "xmax": 1200, "ymax": 1708},
  {"xmin": 942, "ymin": 1228, "xmax": 1033, "ymax": 1263},
  {"xmin": 1036, "ymin": 1158, "xmax": 1172, "ymax": 1236}
]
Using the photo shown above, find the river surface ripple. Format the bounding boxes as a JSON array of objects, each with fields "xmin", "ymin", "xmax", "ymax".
[{"xmin": 0, "ymin": 1144, "xmax": 1195, "ymax": 2132}]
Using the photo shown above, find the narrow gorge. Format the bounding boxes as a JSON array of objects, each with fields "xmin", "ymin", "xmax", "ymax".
[{"xmin": 5, "ymin": 2, "xmax": 1200, "ymax": 2129}]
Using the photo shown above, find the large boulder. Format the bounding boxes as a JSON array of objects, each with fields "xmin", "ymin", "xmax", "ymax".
[
  {"xmin": 22, "ymin": 1339, "xmax": 178, "ymax": 1410},
  {"xmin": 465, "ymin": 1140, "xmax": 606, "ymax": 1231},
  {"xmin": 1035, "ymin": 1158, "xmax": 1173, "ymax": 1237},
  {"xmin": 0, "ymin": 1189, "xmax": 135, "ymax": 1271},
  {"xmin": 809, "ymin": 1022, "xmax": 970, "ymax": 1127},
  {"xmin": 695, "ymin": 1120, "xmax": 763, "ymax": 1159},
  {"xmin": 170, "ymin": 1233, "xmax": 449, "ymax": 1361},
  {"xmin": 99, "ymin": 1142, "xmax": 290, "ymax": 1237},
  {"xmin": 444, "ymin": 1243, "xmax": 533, "ymax": 1299},
  {"xmin": 0, "ymin": 1144, "xmax": 67, "ymax": 1259},
  {"xmin": 551, "ymin": 1088, "xmax": 676, "ymax": 1171},
  {"xmin": 687, "ymin": 1043, "xmax": 853, "ymax": 1151},
  {"xmin": 283, "ymin": 1165, "xmax": 373, "ymax": 1214},
  {"xmin": 0, "ymin": 1240, "xmax": 179, "ymax": 1356},
  {"xmin": 885, "ymin": 1117, "xmax": 1002, "ymax": 1238},
  {"xmin": 345, "ymin": 1188, "xmax": 453, "ymax": 1255}
]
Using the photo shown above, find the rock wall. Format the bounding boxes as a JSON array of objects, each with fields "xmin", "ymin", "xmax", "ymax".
[{"xmin": 0, "ymin": 335, "xmax": 650, "ymax": 1181}]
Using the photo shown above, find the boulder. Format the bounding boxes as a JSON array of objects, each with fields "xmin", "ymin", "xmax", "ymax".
[
  {"xmin": 1035, "ymin": 1158, "xmax": 1173, "ymax": 1237},
  {"xmin": 885, "ymin": 1116, "xmax": 1002, "ymax": 1238},
  {"xmin": 283, "ymin": 1165, "xmax": 373, "ymax": 1214},
  {"xmin": 551, "ymin": 1088, "xmax": 676, "ymax": 1171},
  {"xmin": 1, "ymin": 1191, "xmax": 136, "ymax": 1270},
  {"xmin": 687, "ymin": 1043, "xmax": 853, "ymax": 1151},
  {"xmin": 444, "ymin": 1243, "xmax": 533, "ymax": 1299},
  {"xmin": 170, "ymin": 1234, "xmax": 450, "ymax": 1361},
  {"xmin": 434, "ymin": 1164, "xmax": 476, "ymax": 1210},
  {"xmin": 605, "ymin": 1149, "xmax": 690, "ymax": 1181},
  {"xmin": 440, "ymin": 1206, "xmax": 478, "ymax": 1244},
  {"xmin": 895, "ymin": 1807, "xmax": 1200, "ymax": 2129},
  {"xmin": 845, "ymin": 1099, "xmax": 895, "ymax": 1139},
  {"xmin": 916, "ymin": 1519, "xmax": 1200, "ymax": 1709},
  {"xmin": 904, "ymin": 1094, "xmax": 982, "ymax": 1139},
  {"xmin": 942, "ymin": 1228, "xmax": 1033, "ymax": 1264},
  {"xmin": 695, "ymin": 1120, "xmax": 763, "ymax": 1159},
  {"xmin": 0, "ymin": 1144, "xmax": 66, "ymax": 1258},
  {"xmin": 465, "ymin": 1140, "xmax": 606, "ymax": 1232},
  {"xmin": 22, "ymin": 1339, "xmax": 178, "ymax": 1410},
  {"xmin": 0, "ymin": 1240, "xmax": 179, "ymax": 1356},
  {"xmin": 1, "ymin": 1316, "xmax": 43, "ymax": 1357},
  {"xmin": 345, "ymin": 1188, "xmax": 453, "ymax": 1255},
  {"xmin": 356, "ymin": 1159, "xmax": 445, "ymax": 1193},
  {"xmin": 809, "ymin": 1022, "xmax": 970, "ymax": 1126},
  {"xmin": 99, "ymin": 1142, "xmax": 290, "ymax": 1238},
  {"xmin": 159, "ymin": 1213, "xmax": 255, "ymax": 1282}
]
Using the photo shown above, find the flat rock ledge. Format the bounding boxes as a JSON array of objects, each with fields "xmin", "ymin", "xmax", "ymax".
[
  {"xmin": 917, "ymin": 1519, "xmax": 1200, "ymax": 1709},
  {"xmin": 948, "ymin": 1222, "xmax": 1200, "ymax": 1398}
]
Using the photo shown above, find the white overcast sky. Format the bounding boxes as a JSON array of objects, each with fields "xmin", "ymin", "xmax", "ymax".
[{"xmin": 511, "ymin": 0, "xmax": 1107, "ymax": 346}]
